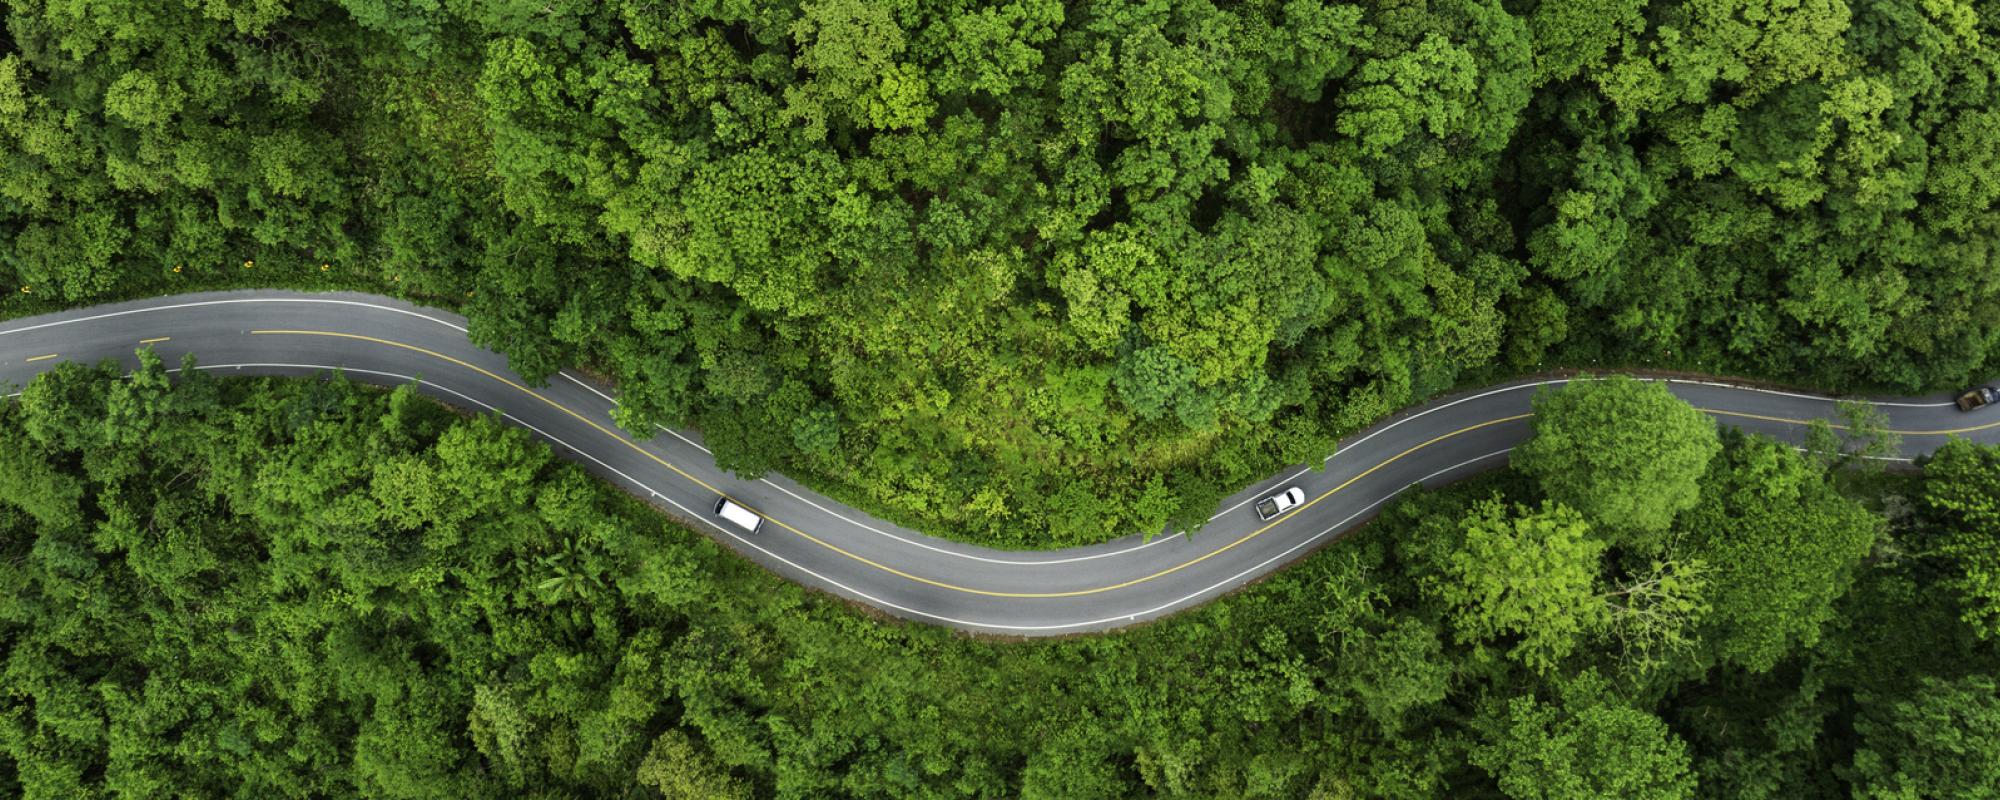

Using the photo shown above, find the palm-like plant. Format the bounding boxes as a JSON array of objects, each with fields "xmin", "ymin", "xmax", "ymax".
[{"xmin": 534, "ymin": 537, "xmax": 606, "ymax": 603}]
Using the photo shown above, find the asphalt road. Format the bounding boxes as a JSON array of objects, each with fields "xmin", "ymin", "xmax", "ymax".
[{"xmin": 4, "ymin": 290, "xmax": 1997, "ymax": 635}]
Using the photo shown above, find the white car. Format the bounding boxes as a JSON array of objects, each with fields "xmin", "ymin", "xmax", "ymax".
[
  {"xmin": 1255, "ymin": 486, "xmax": 1306, "ymax": 521},
  {"xmin": 713, "ymin": 497, "xmax": 763, "ymax": 534}
]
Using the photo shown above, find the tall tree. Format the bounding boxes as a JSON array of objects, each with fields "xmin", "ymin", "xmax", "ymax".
[
  {"xmin": 1917, "ymin": 439, "xmax": 2000, "ymax": 639},
  {"xmin": 1469, "ymin": 675, "xmax": 1697, "ymax": 800},
  {"xmin": 1679, "ymin": 431, "xmax": 1880, "ymax": 671},
  {"xmin": 1849, "ymin": 675, "xmax": 2000, "ymax": 800},
  {"xmin": 1515, "ymin": 376, "xmax": 1721, "ymax": 544},
  {"xmin": 1430, "ymin": 499, "xmax": 1608, "ymax": 675}
]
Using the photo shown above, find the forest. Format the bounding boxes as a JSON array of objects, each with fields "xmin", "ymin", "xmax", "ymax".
[
  {"xmin": 5, "ymin": 357, "xmax": 1999, "ymax": 798},
  {"xmin": 5, "ymin": 0, "xmax": 1998, "ymax": 546}
]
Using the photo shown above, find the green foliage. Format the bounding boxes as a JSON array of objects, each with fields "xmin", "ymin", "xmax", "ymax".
[
  {"xmin": 637, "ymin": 730, "xmax": 752, "ymax": 800},
  {"xmin": 1678, "ymin": 430, "xmax": 1880, "ymax": 671},
  {"xmin": 1527, "ymin": 0, "xmax": 1646, "ymax": 83},
  {"xmin": 8, "ymin": 0, "xmax": 1992, "ymax": 549},
  {"xmin": 1432, "ymin": 500, "xmax": 1608, "ymax": 674},
  {"xmin": 1918, "ymin": 439, "xmax": 2000, "ymax": 639},
  {"xmin": 0, "ymin": 365, "xmax": 1991, "ymax": 798},
  {"xmin": 1602, "ymin": 556, "xmax": 1712, "ymax": 675},
  {"xmin": 1848, "ymin": 675, "xmax": 2000, "ymax": 799},
  {"xmin": 2, "ymin": 0, "xmax": 1997, "ymax": 786},
  {"xmin": 1470, "ymin": 675, "xmax": 1697, "ymax": 800},
  {"xmin": 1516, "ymin": 377, "xmax": 1722, "ymax": 542}
]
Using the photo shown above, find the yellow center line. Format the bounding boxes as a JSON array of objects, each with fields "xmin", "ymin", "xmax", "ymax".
[
  {"xmin": 242, "ymin": 330, "xmax": 1991, "ymax": 600},
  {"xmin": 250, "ymin": 328, "xmax": 1537, "ymax": 598},
  {"xmin": 140, "ymin": 337, "xmax": 171, "ymax": 344},
  {"xmin": 1698, "ymin": 407, "xmax": 2000, "ymax": 436},
  {"xmin": 1040, "ymin": 412, "xmax": 1535, "ymax": 596},
  {"xmin": 249, "ymin": 330, "xmax": 996, "ymax": 594},
  {"xmin": 25, "ymin": 353, "xmax": 56, "ymax": 362}
]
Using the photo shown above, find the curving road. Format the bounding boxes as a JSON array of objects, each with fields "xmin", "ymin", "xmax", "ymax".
[{"xmin": 3, "ymin": 290, "xmax": 1997, "ymax": 635}]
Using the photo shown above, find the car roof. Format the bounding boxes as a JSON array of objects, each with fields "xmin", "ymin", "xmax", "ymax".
[{"xmin": 716, "ymin": 498, "xmax": 762, "ymax": 531}]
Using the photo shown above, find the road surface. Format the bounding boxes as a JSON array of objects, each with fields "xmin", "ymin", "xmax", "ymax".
[{"xmin": 3, "ymin": 290, "xmax": 1995, "ymax": 635}]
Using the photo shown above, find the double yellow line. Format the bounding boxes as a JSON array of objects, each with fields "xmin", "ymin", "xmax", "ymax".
[{"xmin": 246, "ymin": 330, "xmax": 2000, "ymax": 600}]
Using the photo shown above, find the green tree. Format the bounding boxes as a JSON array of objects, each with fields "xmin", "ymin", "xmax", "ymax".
[
  {"xmin": 1849, "ymin": 675, "xmax": 2000, "ymax": 800},
  {"xmin": 1527, "ymin": 0, "xmax": 1645, "ymax": 83},
  {"xmin": 1515, "ymin": 377, "xmax": 1721, "ymax": 543},
  {"xmin": 1680, "ymin": 431, "xmax": 1880, "ymax": 671},
  {"xmin": 1432, "ymin": 500, "xmax": 1608, "ymax": 674},
  {"xmin": 636, "ymin": 730, "xmax": 749, "ymax": 800},
  {"xmin": 1918, "ymin": 439, "xmax": 2000, "ymax": 639},
  {"xmin": 1470, "ymin": 675, "xmax": 1696, "ymax": 800},
  {"xmin": 1804, "ymin": 399, "xmax": 1903, "ymax": 474}
]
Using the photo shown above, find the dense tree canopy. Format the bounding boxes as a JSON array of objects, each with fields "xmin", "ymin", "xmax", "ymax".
[
  {"xmin": 1469, "ymin": 673, "xmax": 1697, "ymax": 800},
  {"xmin": 1, "ymin": 363, "xmax": 1996, "ymax": 797},
  {"xmin": 6, "ymin": 0, "xmax": 2000, "ymax": 790},
  {"xmin": 1847, "ymin": 675, "xmax": 2000, "ymax": 799},
  {"xmin": 1676, "ymin": 429, "xmax": 1881, "ymax": 671},
  {"xmin": 1918, "ymin": 438, "xmax": 2000, "ymax": 639},
  {"xmin": 3, "ymin": 0, "xmax": 1997, "ymax": 547},
  {"xmin": 1431, "ymin": 500, "xmax": 1607, "ymax": 674},
  {"xmin": 3, "ymin": 366, "xmax": 1984, "ymax": 796}
]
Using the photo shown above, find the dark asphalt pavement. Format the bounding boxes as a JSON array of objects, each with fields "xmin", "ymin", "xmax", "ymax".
[{"xmin": 4, "ymin": 291, "xmax": 1994, "ymax": 634}]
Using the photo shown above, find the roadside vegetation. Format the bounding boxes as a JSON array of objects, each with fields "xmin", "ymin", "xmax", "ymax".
[
  {"xmin": 5, "ymin": 361, "xmax": 1998, "ymax": 798},
  {"xmin": 5, "ymin": 0, "xmax": 1999, "ymax": 547}
]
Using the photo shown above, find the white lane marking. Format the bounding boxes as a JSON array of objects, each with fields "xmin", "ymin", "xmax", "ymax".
[
  {"xmin": 1206, "ymin": 375, "xmax": 1945, "ymax": 520},
  {"xmin": 489, "ymin": 388, "xmax": 1519, "ymax": 631},
  {"xmin": 174, "ymin": 363, "xmax": 492, "ymax": 412},
  {"xmin": 449, "ymin": 352, "xmax": 1943, "ymax": 565},
  {"xmin": 164, "ymin": 363, "xmax": 1102, "ymax": 631},
  {"xmin": 2, "ymin": 298, "xmax": 1216, "ymax": 569},
  {"xmin": 1207, "ymin": 381, "xmax": 1563, "ymax": 520},
  {"xmin": 0, "ymin": 297, "xmax": 1949, "ymax": 574},
  {"xmin": 1054, "ymin": 439, "xmax": 1920, "ymax": 633},
  {"xmin": 560, "ymin": 368, "xmax": 1212, "ymax": 565},
  {"xmin": 121, "ymin": 361, "xmax": 1504, "ymax": 632},
  {"xmin": 0, "ymin": 296, "xmax": 468, "ymax": 337},
  {"xmin": 1788, "ymin": 446, "xmax": 1912, "ymax": 463},
  {"xmin": 979, "ymin": 449, "xmax": 1521, "ymax": 632},
  {"xmin": 10, "ymin": 361, "xmax": 1929, "ymax": 632},
  {"xmin": 1669, "ymin": 378, "xmax": 1951, "ymax": 408}
]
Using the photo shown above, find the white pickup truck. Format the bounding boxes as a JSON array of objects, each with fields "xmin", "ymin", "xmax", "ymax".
[{"xmin": 1255, "ymin": 486, "xmax": 1306, "ymax": 521}]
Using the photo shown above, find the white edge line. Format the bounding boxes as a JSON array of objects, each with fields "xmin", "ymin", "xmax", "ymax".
[
  {"xmin": 1, "ymin": 363, "xmax": 1931, "ymax": 632},
  {"xmin": 1209, "ymin": 376, "xmax": 1947, "ymax": 520},
  {"xmin": 557, "ymin": 368, "xmax": 1217, "ymax": 566},
  {"xmin": 0, "ymin": 299, "xmax": 1949, "ymax": 574},
  {"xmin": 3, "ymin": 296, "xmax": 1943, "ymax": 563},
  {"xmin": 1667, "ymin": 378, "xmax": 1951, "ymax": 408},
  {"xmin": 115, "ymin": 362, "xmax": 1506, "ymax": 632},
  {"xmin": 1067, "ymin": 449, "xmax": 1518, "ymax": 633},
  {"xmin": 479, "ymin": 360, "xmax": 1520, "ymax": 630},
  {"xmin": 547, "ymin": 359, "xmax": 1932, "ymax": 566},
  {"xmin": 0, "ymin": 296, "xmax": 468, "ymax": 337},
  {"xmin": 162, "ymin": 363, "xmax": 1178, "ymax": 632}
]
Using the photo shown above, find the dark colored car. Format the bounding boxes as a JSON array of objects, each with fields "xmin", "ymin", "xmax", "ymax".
[{"xmin": 1957, "ymin": 386, "xmax": 1998, "ymax": 412}]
